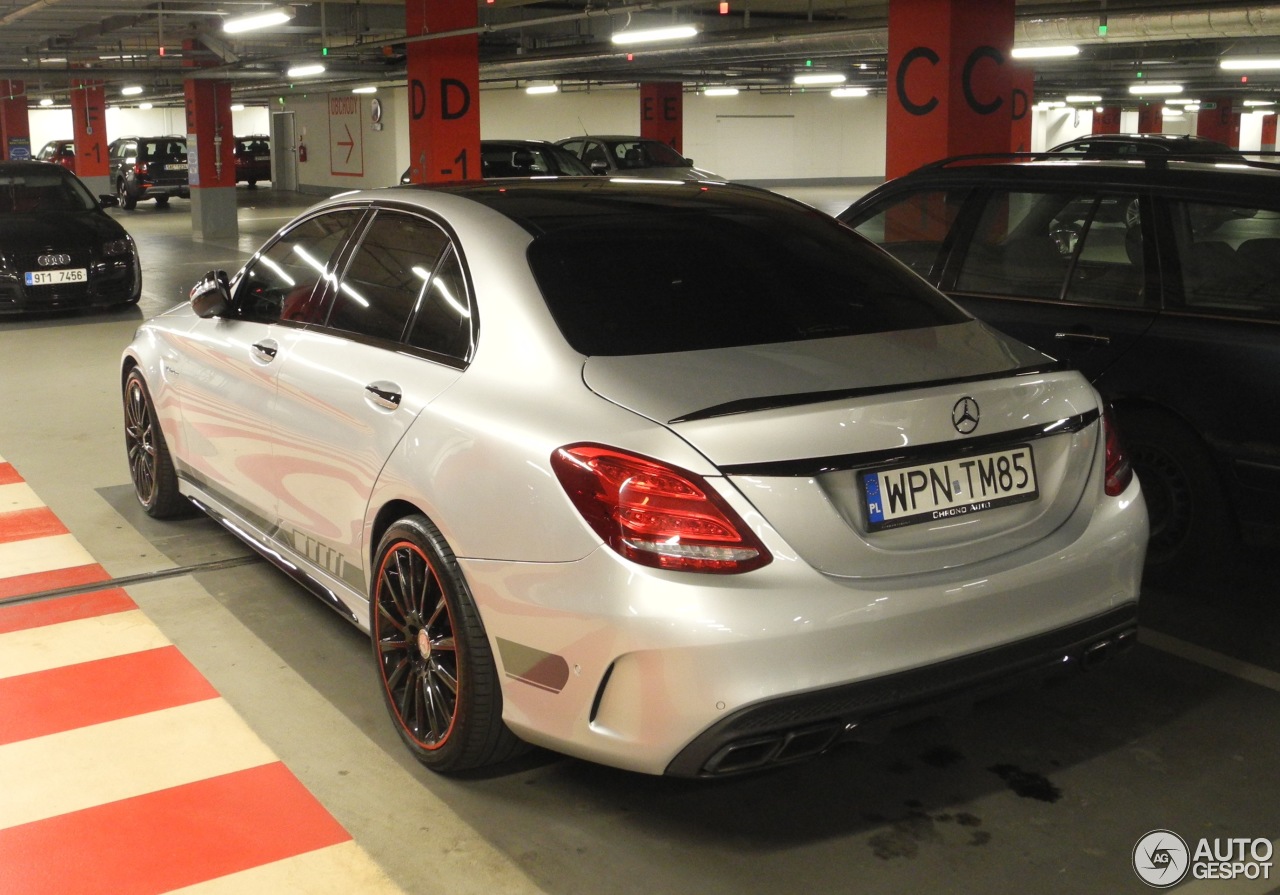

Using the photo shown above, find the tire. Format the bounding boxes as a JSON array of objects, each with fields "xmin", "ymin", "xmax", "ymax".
[
  {"xmin": 123, "ymin": 368, "xmax": 189, "ymax": 518},
  {"xmin": 118, "ymin": 180, "xmax": 136, "ymax": 211},
  {"xmin": 154, "ymin": 195, "xmax": 170, "ymax": 207},
  {"xmin": 371, "ymin": 515, "xmax": 524, "ymax": 773},
  {"xmin": 1120, "ymin": 407, "xmax": 1234, "ymax": 577}
]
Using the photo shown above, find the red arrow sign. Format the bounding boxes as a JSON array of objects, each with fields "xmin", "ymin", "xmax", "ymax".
[{"xmin": 337, "ymin": 124, "xmax": 355, "ymax": 164}]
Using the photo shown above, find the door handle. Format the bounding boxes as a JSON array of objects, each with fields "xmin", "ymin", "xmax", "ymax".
[
  {"xmin": 1053, "ymin": 330, "xmax": 1112, "ymax": 346},
  {"xmin": 365, "ymin": 382, "xmax": 402, "ymax": 411},
  {"xmin": 252, "ymin": 339, "xmax": 279, "ymax": 363}
]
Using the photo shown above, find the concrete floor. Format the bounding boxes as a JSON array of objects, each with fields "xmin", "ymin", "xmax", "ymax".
[{"xmin": 2, "ymin": 185, "xmax": 1279, "ymax": 894}]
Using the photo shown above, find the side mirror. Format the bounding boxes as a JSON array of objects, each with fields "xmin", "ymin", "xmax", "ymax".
[
  {"xmin": 99, "ymin": 194, "xmax": 120, "ymax": 208},
  {"xmin": 190, "ymin": 269, "xmax": 231, "ymax": 318},
  {"xmin": 684, "ymin": 158, "xmax": 695, "ymax": 166}
]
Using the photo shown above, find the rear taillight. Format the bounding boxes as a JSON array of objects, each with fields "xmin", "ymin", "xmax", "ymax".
[
  {"xmin": 1103, "ymin": 408, "xmax": 1133, "ymax": 497},
  {"xmin": 133, "ymin": 163, "xmax": 146, "ymax": 176},
  {"xmin": 551, "ymin": 444, "xmax": 772, "ymax": 574}
]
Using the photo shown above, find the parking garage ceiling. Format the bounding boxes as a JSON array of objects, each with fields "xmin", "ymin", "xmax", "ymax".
[{"xmin": 4, "ymin": 0, "xmax": 1280, "ymax": 106}]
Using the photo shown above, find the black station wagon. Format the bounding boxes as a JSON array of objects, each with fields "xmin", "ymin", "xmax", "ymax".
[{"xmin": 840, "ymin": 156, "xmax": 1280, "ymax": 577}]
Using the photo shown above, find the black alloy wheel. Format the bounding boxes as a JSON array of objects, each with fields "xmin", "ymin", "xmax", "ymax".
[
  {"xmin": 118, "ymin": 179, "xmax": 136, "ymax": 211},
  {"xmin": 122, "ymin": 368, "xmax": 188, "ymax": 518},
  {"xmin": 371, "ymin": 515, "xmax": 524, "ymax": 772}
]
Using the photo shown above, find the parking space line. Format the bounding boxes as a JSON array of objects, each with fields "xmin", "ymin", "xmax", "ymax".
[
  {"xmin": 0, "ymin": 457, "xmax": 409, "ymax": 895},
  {"xmin": 1140, "ymin": 628, "xmax": 1280, "ymax": 694}
]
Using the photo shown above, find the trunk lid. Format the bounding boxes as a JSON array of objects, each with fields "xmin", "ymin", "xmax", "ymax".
[{"xmin": 583, "ymin": 321, "xmax": 1103, "ymax": 578}]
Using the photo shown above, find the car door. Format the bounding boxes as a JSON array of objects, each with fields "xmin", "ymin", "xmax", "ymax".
[
  {"xmin": 168, "ymin": 208, "xmax": 365, "ymax": 528},
  {"xmin": 271, "ymin": 208, "xmax": 473, "ymax": 590},
  {"xmin": 940, "ymin": 186, "xmax": 1161, "ymax": 379}
]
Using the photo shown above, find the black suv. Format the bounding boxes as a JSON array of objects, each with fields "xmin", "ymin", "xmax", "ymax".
[
  {"xmin": 840, "ymin": 155, "xmax": 1280, "ymax": 576},
  {"xmin": 107, "ymin": 136, "xmax": 190, "ymax": 209}
]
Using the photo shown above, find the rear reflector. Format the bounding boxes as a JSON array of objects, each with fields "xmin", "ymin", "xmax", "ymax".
[
  {"xmin": 1103, "ymin": 408, "xmax": 1133, "ymax": 497},
  {"xmin": 551, "ymin": 444, "xmax": 771, "ymax": 574}
]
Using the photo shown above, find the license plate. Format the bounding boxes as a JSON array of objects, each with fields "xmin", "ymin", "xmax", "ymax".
[
  {"xmin": 25, "ymin": 268, "xmax": 87, "ymax": 286},
  {"xmin": 862, "ymin": 445, "xmax": 1038, "ymax": 531},
  {"xmin": 165, "ymin": 163, "xmax": 188, "ymax": 171}
]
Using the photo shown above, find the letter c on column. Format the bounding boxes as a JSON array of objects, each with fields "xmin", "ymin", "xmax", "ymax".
[{"xmin": 897, "ymin": 46, "xmax": 940, "ymax": 117}]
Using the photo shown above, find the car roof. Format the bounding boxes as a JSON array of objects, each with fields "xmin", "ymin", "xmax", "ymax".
[
  {"xmin": 1050, "ymin": 133, "xmax": 1239, "ymax": 153},
  {"xmin": 333, "ymin": 178, "xmax": 798, "ymax": 235},
  {"xmin": 880, "ymin": 155, "xmax": 1280, "ymax": 189},
  {"xmin": 0, "ymin": 160, "xmax": 72, "ymax": 175}
]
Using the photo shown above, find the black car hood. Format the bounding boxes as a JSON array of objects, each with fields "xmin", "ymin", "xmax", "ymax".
[{"xmin": 0, "ymin": 210, "xmax": 123, "ymax": 248}]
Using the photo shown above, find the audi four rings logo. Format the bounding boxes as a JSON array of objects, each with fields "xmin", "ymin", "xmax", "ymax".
[
  {"xmin": 952, "ymin": 396, "xmax": 980, "ymax": 434},
  {"xmin": 37, "ymin": 254, "xmax": 71, "ymax": 267}
]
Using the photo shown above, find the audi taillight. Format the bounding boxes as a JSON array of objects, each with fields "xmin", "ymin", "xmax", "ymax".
[
  {"xmin": 551, "ymin": 444, "xmax": 771, "ymax": 574},
  {"xmin": 1103, "ymin": 408, "xmax": 1133, "ymax": 497}
]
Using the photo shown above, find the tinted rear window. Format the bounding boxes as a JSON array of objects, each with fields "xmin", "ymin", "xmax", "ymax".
[{"xmin": 526, "ymin": 208, "xmax": 967, "ymax": 356}]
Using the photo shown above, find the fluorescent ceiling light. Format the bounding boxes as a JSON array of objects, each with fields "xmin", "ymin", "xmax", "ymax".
[
  {"xmin": 121, "ymin": 85, "xmax": 143, "ymax": 96},
  {"xmin": 286, "ymin": 63, "xmax": 325, "ymax": 78},
  {"xmin": 1164, "ymin": 98, "xmax": 1198, "ymax": 105},
  {"xmin": 1221, "ymin": 58, "xmax": 1280, "ymax": 71},
  {"xmin": 703, "ymin": 87, "xmax": 739, "ymax": 96},
  {"xmin": 1161, "ymin": 108, "xmax": 1183, "ymax": 117},
  {"xmin": 1244, "ymin": 100, "xmax": 1276, "ymax": 107},
  {"xmin": 1066, "ymin": 95, "xmax": 1102, "ymax": 103},
  {"xmin": 794, "ymin": 72, "xmax": 846, "ymax": 85},
  {"xmin": 139, "ymin": 102, "xmax": 153, "ymax": 110},
  {"xmin": 612, "ymin": 25, "xmax": 698, "ymax": 45},
  {"xmin": 352, "ymin": 86, "xmax": 377, "ymax": 94},
  {"xmin": 38, "ymin": 98, "xmax": 53, "ymax": 107},
  {"xmin": 230, "ymin": 103, "xmax": 245, "ymax": 111},
  {"xmin": 1129, "ymin": 83, "xmax": 1183, "ymax": 95},
  {"xmin": 525, "ymin": 83, "xmax": 559, "ymax": 95},
  {"xmin": 224, "ymin": 6, "xmax": 293, "ymax": 34},
  {"xmin": 831, "ymin": 87, "xmax": 869, "ymax": 98},
  {"xmin": 1011, "ymin": 45, "xmax": 1080, "ymax": 60}
]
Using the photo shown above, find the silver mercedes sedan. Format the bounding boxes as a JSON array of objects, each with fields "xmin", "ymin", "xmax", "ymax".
[{"xmin": 120, "ymin": 179, "xmax": 1147, "ymax": 778}]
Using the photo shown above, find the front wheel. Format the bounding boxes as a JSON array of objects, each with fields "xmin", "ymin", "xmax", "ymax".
[
  {"xmin": 370, "ymin": 515, "xmax": 524, "ymax": 772},
  {"xmin": 123, "ymin": 368, "xmax": 189, "ymax": 517}
]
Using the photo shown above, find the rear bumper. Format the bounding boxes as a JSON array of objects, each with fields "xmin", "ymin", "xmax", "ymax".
[{"xmin": 664, "ymin": 604, "xmax": 1137, "ymax": 777}]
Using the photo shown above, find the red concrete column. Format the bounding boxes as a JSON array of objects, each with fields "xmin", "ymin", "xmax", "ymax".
[
  {"xmin": 886, "ymin": 0, "xmax": 1015, "ymax": 178},
  {"xmin": 1010, "ymin": 67, "xmax": 1033, "ymax": 152},
  {"xmin": 1136, "ymin": 103, "xmax": 1163, "ymax": 134},
  {"xmin": 1261, "ymin": 114, "xmax": 1277, "ymax": 151},
  {"xmin": 0, "ymin": 80, "xmax": 31, "ymax": 160},
  {"xmin": 1197, "ymin": 97, "xmax": 1241, "ymax": 148},
  {"xmin": 70, "ymin": 79, "xmax": 109, "ymax": 183},
  {"xmin": 640, "ymin": 83, "xmax": 683, "ymax": 153},
  {"xmin": 1092, "ymin": 106, "xmax": 1122, "ymax": 134},
  {"xmin": 183, "ymin": 79, "xmax": 235, "ymax": 189},
  {"xmin": 403, "ymin": 0, "xmax": 480, "ymax": 184}
]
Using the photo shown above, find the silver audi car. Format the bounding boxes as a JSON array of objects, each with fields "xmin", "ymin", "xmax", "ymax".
[{"xmin": 120, "ymin": 179, "xmax": 1147, "ymax": 777}]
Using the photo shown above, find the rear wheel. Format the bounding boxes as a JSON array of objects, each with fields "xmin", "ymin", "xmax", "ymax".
[
  {"xmin": 123, "ymin": 368, "xmax": 189, "ymax": 518},
  {"xmin": 370, "ymin": 515, "xmax": 524, "ymax": 772},
  {"xmin": 1121, "ymin": 407, "xmax": 1233, "ymax": 577},
  {"xmin": 117, "ymin": 180, "xmax": 136, "ymax": 211}
]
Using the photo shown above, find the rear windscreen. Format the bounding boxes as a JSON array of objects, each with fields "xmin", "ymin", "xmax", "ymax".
[{"xmin": 526, "ymin": 208, "xmax": 968, "ymax": 356}]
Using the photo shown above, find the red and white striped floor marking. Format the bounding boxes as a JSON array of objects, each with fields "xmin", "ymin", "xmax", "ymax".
[{"xmin": 0, "ymin": 456, "xmax": 405, "ymax": 894}]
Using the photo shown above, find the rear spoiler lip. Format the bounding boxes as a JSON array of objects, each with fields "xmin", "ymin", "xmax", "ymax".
[
  {"xmin": 669, "ymin": 362, "xmax": 1064, "ymax": 425},
  {"xmin": 718, "ymin": 407, "xmax": 1099, "ymax": 478}
]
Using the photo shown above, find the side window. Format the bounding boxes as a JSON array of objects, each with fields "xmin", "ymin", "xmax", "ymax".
[
  {"xmin": 559, "ymin": 140, "xmax": 583, "ymax": 157},
  {"xmin": 844, "ymin": 188, "xmax": 969, "ymax": 278},
  {"xmin": 1170, "ymin": 200, "xmax": 1280, "ymax": 319},
  {"xmin": 955, "ymin": 190, "xmax": 1144, "ymax": 304},
  {"xmin": 406, "ymin": 246, "xmax": 473, "ymax": 361},
  {"xmin": 327, "ymin": 211, "xmax": 451, "ymax": 343},
  {"xmin": 232, "ymin": 210, "xmax": 362, "ymax": 323},
  {"xmin": 581, "ymin": 141, "xmax": 609, "ymax": 168}
]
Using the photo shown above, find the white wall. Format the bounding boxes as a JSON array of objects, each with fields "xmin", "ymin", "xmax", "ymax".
[
  {"xmin": 27, "ymin": 106, "xmax": 271, "ymax": 155},
  {"xmin": 279, "ymin": 84, "xmax": 888, "ymax": 192}
]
